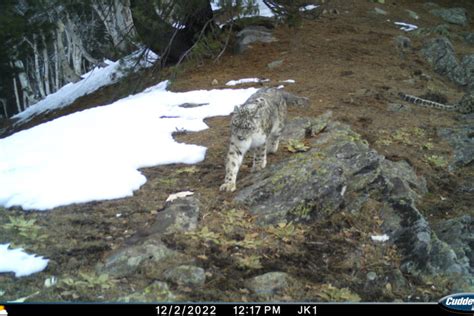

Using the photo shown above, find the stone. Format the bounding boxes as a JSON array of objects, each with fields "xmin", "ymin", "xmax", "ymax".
[
  {"xmin": 394, "ymin": 35, "xmax": 411, "ymax": 51},
  {"xmin": 98, "ymin": 196, "xmax": 200, "ymax": 278},
  {"xmin": 430, "ymin": 8, "xmax": 469, "ymax": 26},
  {"xmin": 433, "ymin": 216, "xmax": 473, "ymax": 273},
  {"xmin": 406, "ymin": 9, "xmax": 419, "ymax": 20},
  {"xmin": 461, "ymin": 55, "xmax": 474, "ymax": 91},
  {"xmin": 178, "ymin": 103, "xmax": 208, "ymax": 108},
  {"xmin": 374, "ymin": 7, "xmax": 387, "ymax": 15},
  {"xmin": 235, "ymin": 26, "xmax": 277, "ymax": 54},
  {"xmin": 148, "ymin": 196, "xmax": 200, "ymax": 235},
  {"xmin": 98, "ymin": 238, "xmax": 178, "ymax": 277},
  {"xmin": 437, "ymin": 125, "xmax": 474, "ymax": 171},
  {"xmin": 163, "ymin": 265, "xmax": 206, "ymax": 287},
  {"xmin": 233, "ymin": 113, "xmax": 469, "ymax": 283},
  {"xmin": 463, "ymin": 33, "xmax": 474, "ymax": 45},
  {"xmin": 421, "ymin": 37, "xmax": 466, "ymax": 87},
  {"xmin": 267, "ymin": 59, "xmax": 284, "ymax": 70},
  {"xmin": 247, "ymin": 272, "xmax": 292, "ymax": 296}
]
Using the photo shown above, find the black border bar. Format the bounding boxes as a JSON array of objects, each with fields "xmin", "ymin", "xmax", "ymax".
[{"xmin": 1, "ymin": 302, "xmax": 453, "ymax": 316}]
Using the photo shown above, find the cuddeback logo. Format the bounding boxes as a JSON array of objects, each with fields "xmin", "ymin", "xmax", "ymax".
[
  {"xmin": 439, "ymin": 293, "xmax": 474, "ymax": 314},
  {"xmin": 0, "ymin": 306, "xmax": 7, "ymax": 316}
]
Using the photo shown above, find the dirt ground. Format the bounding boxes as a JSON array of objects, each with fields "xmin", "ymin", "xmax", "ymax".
[{"xmin": 0, "ymin": 0, "xmax": 473, "ymax": 302}]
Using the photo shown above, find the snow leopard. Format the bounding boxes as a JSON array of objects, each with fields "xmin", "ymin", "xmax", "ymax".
[
  {"xmin": 220, "ymin": 88, "xmax": 309, "ymax": 192},
  {"xmin": 398, "ymin": 92, "xmax": 473, "ymax": 114}
]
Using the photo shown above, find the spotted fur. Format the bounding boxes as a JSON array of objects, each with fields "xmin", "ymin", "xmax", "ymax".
[
  {"xmin": 220, "ymin": 88, "xmax": 309, "ymax": 192},
  {"xmin": 399, "ymin": 92, "xmax": 473, "ymax": 114}
]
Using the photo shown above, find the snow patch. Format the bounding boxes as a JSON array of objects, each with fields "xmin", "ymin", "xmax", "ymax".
[
  {"xmin": 0, "ymin": 81, "xmax": 258, "ymax": 210},
  {"xmin": 13, "ymin": 49, "xmax": 158, "ymax": 124},
  {"xmin": 394, "ymin": 22, "xmax": 418, "ymax": 32},
  {"xmin": 371, "ymin": 234, "xmax": 390, "ymax": 242},
  {"xmin": 300, "ymin": 4, "xmax": 319, "ymax": 12},
  {"xmin": 0, "ymin": 244, "xmax": 48, "ymax": 277},
  {"xmin": 280, "ymin": 79, "xmax": 296, "ymax": 84},
  {"xmin": 211, "ymin": 0, "xmax": 275, "ymax": 17},
  {"xmin": 166, "ymin": 191, "xmax": 194, "ymax": 202},
  {"xmin": 226, "ymin": 78, "xmax": 269, "ymax": 86}
]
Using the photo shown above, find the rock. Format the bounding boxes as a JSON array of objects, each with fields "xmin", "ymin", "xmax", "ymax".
[
  {"xmin": 163, "ymin": 265, "xmax": 206, "ymax": 287},
  {"xmin": 463, "ymin": 33, "xmax": 474, "ymax": 45},
  {"xmin": 437, "ymin": 125, "xmax": 474, "ymax": 170},
  {"xmin": 423, "ymin": 2, "xmax": 440, "ymax": 10},
  {"xmin": 118, "ymin": 281, "xmax": 177, "ymax": 302},
  {"xmin": 421, "ymin": 37, "xmax": 466, "ymax": 87},
  {"xmin": 394, "ymin": 35, "xmax": 411, "ymax": 51},
  {"xmin": 461, "ymin": 55, "xmax": 474, "ymax": 91},
  {"xmin": 374, "ymin": 7, "xmax": 387, "ymax": 15},
  {"xmin": 267, "ymin": 59, "xmax": 284, "ymax": 70},
  {"xmin": 98, "ymin": 197, "xmax": 200, "ymax": 278},
  {"xmin": 247, "ymin": 272, "xmax": 292, "ymax": 296},
  {"xmin": 366, "ymin": 271, "xmax": 377, "ymax": 281},
  {"xmin": 406, "ymin": 9, "xmax": 419, "ymax": 20},
  {"xmin": 433, "ymin": 216, "xmax": 473, "ymax": 271},
  {"xmin": 430, "ymin": 8, "xmax": 469, "ymax": 26},
  {"xmin": 148, "ymin": 196, "xmax": 200, "ymax": 235},
  {"xmin": 178, "ymin": 103, "xmax": 209, "ymax": 108},
  {"xmin": 234, "ymin": 113, "xmax": 469, "ymax": 282},
  {"xmin": 458, "ymin": 176, "xmax": 474, "ymax": 193},
  {"xmin": 98, "ymin": 238, "xmax": 178, "ymax": 277},
  {"xmin": 235, "ymin": 26, "xmax": 277, "ymax": 54}
]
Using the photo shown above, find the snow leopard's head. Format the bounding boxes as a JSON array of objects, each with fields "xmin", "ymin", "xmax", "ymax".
[{"xmin": 231, "ymin": 105, "xmax": 257, "ymax": 141}]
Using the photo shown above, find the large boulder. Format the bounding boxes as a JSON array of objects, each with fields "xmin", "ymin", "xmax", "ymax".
[
  {"xmin": 421, "ymin": 37, "xmax": 466, "ymax": 86},
  {"xmin": 433, "ymin": 216, "xmax": 473, "ymax": 274},
  {"xmin": 235, "ymin": 26, "xmax": 277, "ymax": 54},
  {"xmin": 437, "ymin": 125, "xmax": 474, "ymax": 171},
  {"xmin": 98, "ymin": 196, "xmax": 200, "ymax": 278},
  {"xmin": 246, "ymin": 272, "xmax": 293, "ymax": 296},
  {"xmin": 461, "ymin": 55, "xmax": 474, "ymax": 91},
  {"xmin": 235, "ymin": 114, "xmax": 471, "ymax": 284},
  {"xmin": 430, "ymin": 8, "xmax": 469, "ymax": 26}
]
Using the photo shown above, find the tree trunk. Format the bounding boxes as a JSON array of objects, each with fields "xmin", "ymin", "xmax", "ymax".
[
  {"xmin": 131, "ymin": 0, "xmax": 215, "ymax": 65},
  {"xmin": 13, "ymin": 60, "xmax": 36, "ymax": 107},
  {"xmin": 53, "ymin": 39, "xmax": 60, "ymax": 90},
  {"xmin": 12, "ymin": 75, "xmax": 22, "ymax": 113},
  {"xmin": 29, "ymin": 35, "xmax": 46, "ymax": 98},
  {"xmin": 41, "ymin": 33, "xmax": 51, "ymax": 95},
  {"xmin": 56, "ymin": 21, "xmax": 81, "ymax": 83},
  {"xmin": 0, "ymin": 98, "xmax": 7, "ymax": 118},
  {"xmin": 93, "ymin": 0, "xmax": 137, "ymax": 53}
]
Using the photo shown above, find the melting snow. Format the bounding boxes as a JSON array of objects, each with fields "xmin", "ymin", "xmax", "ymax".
[
  {"xmin": 166, "ymin": 191, "xmax": 194, "ymax": 202},
  {"xmin": 0, "ymin": 244, "xmax": 48, "ymax": 277},
  {"xmin": 371, "ymin": 234, "xmax": 390, "ymax": 242},
  {"xmin": 226, "ymin": 78, "xmax": 269, "ymax": 86},
  {"xmin": 300, "ymin": 4, "xmax": 319, "ymax": 12},
  {"xmin": 0, "ymin": 81, "xmax": 258, "ymax": 210},
  {"xmin": 395, "ymin": 22, "xmax": 418, "ymax": 32},
  {"xmin": 13, "ymin": 49, "xmax": 158, "ymax": 124}
]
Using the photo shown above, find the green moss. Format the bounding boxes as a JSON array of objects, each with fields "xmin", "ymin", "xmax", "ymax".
[
  {"xmin": 290, "ymin": 202, "xmax": 314, "ymax": 220},
  {"xmin": 425, "ymin": 154, "xmax": 449, "ymax": 168}
]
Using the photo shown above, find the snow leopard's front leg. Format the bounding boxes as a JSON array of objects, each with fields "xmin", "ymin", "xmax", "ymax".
[
  {"xmin": 252, "ymin": 144, "xmax": 267, "ymax": 172},
  {"xmin": 267, "ymin": 134, "xmax": 280, "ymax": 154},
  {"xmin": 220, "ymin": 140, "xmax": 250, "ymax": 192},
  {"xmin": 267, "ymin": 122, "xmax": 285, "ymax": 154}
]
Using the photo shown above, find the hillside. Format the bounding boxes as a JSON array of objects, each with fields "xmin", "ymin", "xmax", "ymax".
[{"xmin": 0, "ymin": 0, "xmax": 473, "ymax": 302}]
